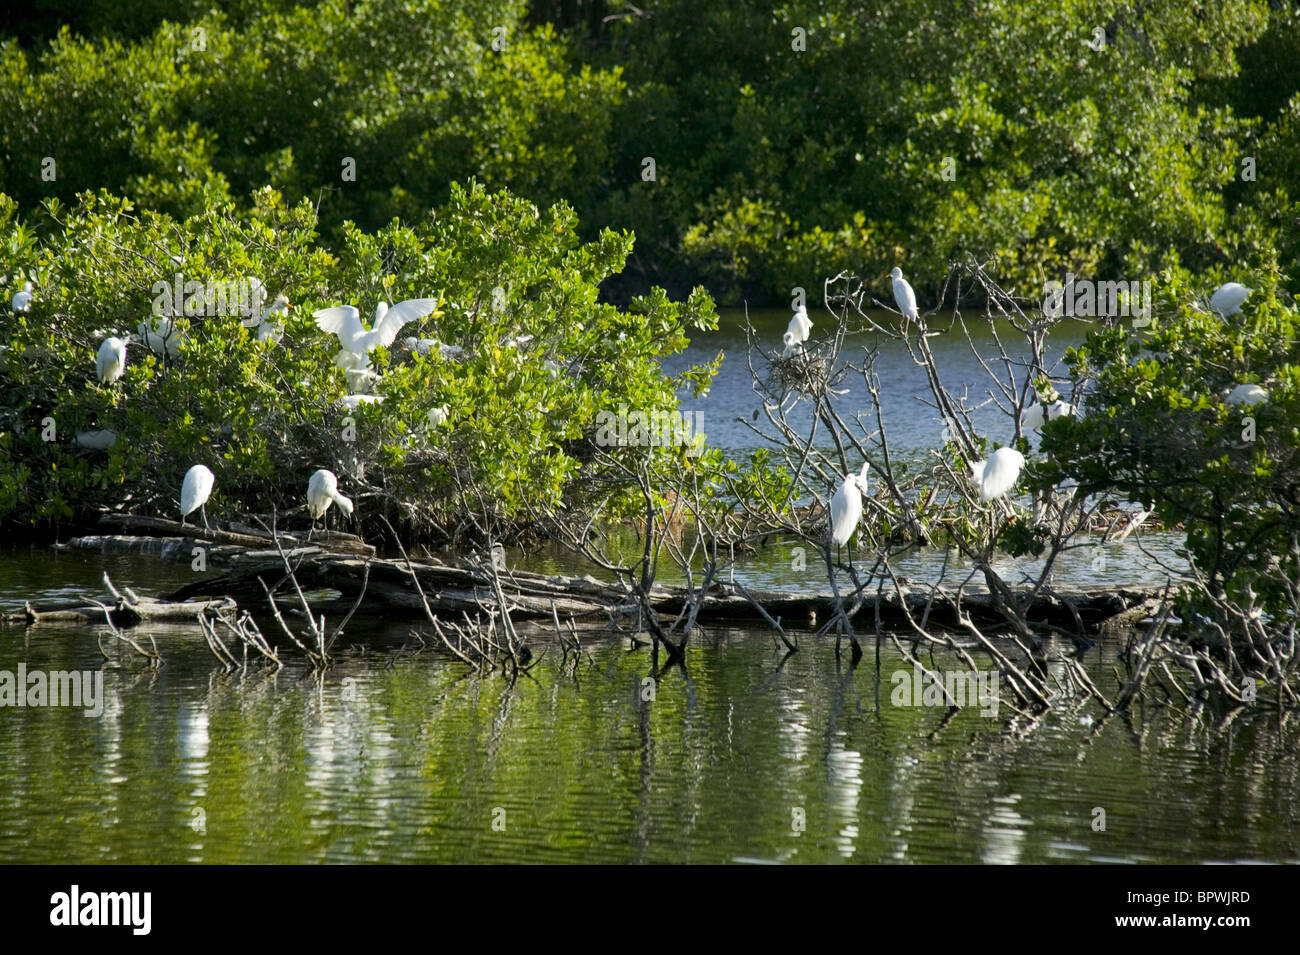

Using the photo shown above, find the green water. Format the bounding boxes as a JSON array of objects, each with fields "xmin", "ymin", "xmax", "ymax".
[{"xmin": 2, "ymin": 602, "xmax": 1297, "ymax": 864}]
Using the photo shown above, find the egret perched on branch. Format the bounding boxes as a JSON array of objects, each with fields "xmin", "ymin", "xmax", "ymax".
[
  {"xmin": 307, "ymin": 468, "xmax": 353, "ymax": 537},
  {"xmin": 136, "ymin": 316, "xmax": 184, "ymax": 358},
  {"xmin": 96, "ymin": 337, "xmax": 127, "ymax": 384},
  {"xmin": 1225, "ymin": 382, "xmax": 1269, "ymax": 406},
  {"xmin": 891, "ymin": 267, "xmax": 918, "ymax": 325},
  {"xmin": 1021, "ymin": 396, "xmax": 1075, "ymax": 430},
  {"xmin": 426, "ymin": 404, "xmax": 450, "ymax": 428},
  {"xmin": 11, "ymin": 281, "xmax": 33, "ymax": 313},
  {"xmin": 829, "ymin": 463, "xmax": 870, "ymax": 564},
  {"xmin": 782, "ymin": 305, "xmax": 813, "ymax": 357},
  {"xmin": 339, "ymin": 394, "xmax": 384, "ymax": 411},
  {"xmin": 314, "ymin": 298, "xmax": 440, "ymax": 359},
  {"xmin": 180, "ymin": 464, "xmax": 215, "ymax": 529},
  {"xmin": 245, "ymin": 292, "xmax": 290, "ymax": 343},
  {"xmin": 1209, "ymin": 282, "xmax": 1251, "ymax": 318},
  {"xmin": 969, "ymin": 447, "xmax": 1026, "ymax": 502}
]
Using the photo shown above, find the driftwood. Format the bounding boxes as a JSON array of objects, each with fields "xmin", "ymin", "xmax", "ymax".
[
  {"xmin": 163, "ymin": 549, "xmax": 1157, "ymax": 632},
  {"xmin": 6, "ymin": 590, "xmax": 236, "ymax": 626},
  {"xmin": 96, "ymin": 512, "xmax": 375, "ymax": 557}
]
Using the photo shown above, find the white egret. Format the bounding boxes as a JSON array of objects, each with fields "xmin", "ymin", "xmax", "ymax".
[
  {"xmin": 782, "ymin": 305, "xmax": 812, "ymax": 357},
  {"xmin": 1209, "ymin": 282, "xmax": 1251, "ymax": 318},
  {"xmin": 180, "ymin": 464, "xmax": 215, "ymax": 529},
  {"xmin": 1021, "ymin": 397, "xmax": 1075, "ymax": 430},
  {"xmin": 1225, "ymin": 383, "xmax": 1268, "ymax": 406},
  {"xmin": 96, "ymin": 337, "xmax": 127, "ymax": 384},
  {"xmin": 245, "ymin": 292, "xmax": 290, "ymax": 343},
  {"xmin": 136, "ymin": 316, "xmax": 184, "ymax": 358},
  {"xmin": 829, "ymin": 463, "xmax": 870, "ymax": 563},
  {"xmin": 307, "ymin": 468, "xmax": 353, "ymax": 537},
  {"xmin": 339, "ymin": 394, "xmax": 384, "ymax": 411},
  {"xmin": 969, "ymin": 447, "xmax": 1026, "ymax": 502},
  {"xmin": 74, "ymin": 429, "xmax": 117, "ymax": 450},
  {"xmin": 426, "ymin": 404, "xmax": 450, "ymax": 428},
  {"xmin": 891, "ymin": 267, "xmax": 919, "ymax": 324},
  {"xmin": 314, "ymin": 298, "xmax": 439, "ymax": 358},
  {"xmin": 11, "ymin": 281, "xmax": 33, "ymax": 313},
  {"xmin": 344, "ymin": 366, "xmax": 380, "ymax": 391}
]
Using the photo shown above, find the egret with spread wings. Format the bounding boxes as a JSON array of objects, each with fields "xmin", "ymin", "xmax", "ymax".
[{"xmin": 313, "ymin": 298, "xmax": 440, "ymax": 358}]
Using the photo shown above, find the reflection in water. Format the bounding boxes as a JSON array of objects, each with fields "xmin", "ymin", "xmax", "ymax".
[{"xmin": 4, "ymin": 622, "xmax": 1295, "ymax": 864}]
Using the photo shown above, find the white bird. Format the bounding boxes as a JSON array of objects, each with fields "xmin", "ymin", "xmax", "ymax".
[
  {"xmin": 969, "ymin": 447, "xmax": 1026, "ymax": 502},
  {"xmin": 1022, "ymin": 397, "xmax": 1075, "ymax": 430},
  {"xmin": 344, "ymin": 366, "xmax": 380, "ymax": 391},
  {"xmin": 426, "ymin": 404, "xmax": 449, "ymax": 428},
  {"xmin": 1225, "ymin": 383, "xmax": 1269, "ymax": 406},
  {"xmin": 96, "ymin": 337, "xmax": 127, "ymax": 384},
  {"xmin": 891, "ymin": 267, "xmax": 918, "ymax": 323},
  {"xmin": 180, "ymin": 464, "xmax": 215, "ymax": 529},
  {"xmin": 314, "ymin": 298, "xmax": 439, "ymax": 357},
  {"xmin": 829, "ymin": 463, "xmax": 870, "ymax": 561},
  {"xmin": 245, "ymin": 292, "xmax": 290, "ymax": 343},
  {"xmin": 11, "ymin": 281, "xmax": 33, "ymax": 313},
  {"xmin": 782, "ymin": 305, "xmax": 813, "ymax": 357},
  {"xmin": 339, "ymin": 394, "xmax": 384, "ymax": 411},
  {"xmin": 136, "ymin": 317, "xmax": 184, "ymax": 358},
  {"xmin": 307, "ymin": 468, "xmax": 353, "ymax": 536},
  {"xmin": 73, "ymin": 429, "xmax": 117, "ymax": 450},
  {"xmin": 1209, "ymin": 282, "xmax": 1251, "ymax": 318}
]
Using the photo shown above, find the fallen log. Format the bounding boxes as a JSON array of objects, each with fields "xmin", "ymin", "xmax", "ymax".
[
  {"xmin": 97, "ymin": 513, "xmax": 374, "ymax": 557},
  {"xmin": 163, "ymin": 550, "xmax": 1160, "ymax": 631},
  {"xmin": 5, "ymin": 593, "xmax": 237, "ymax": 626}
]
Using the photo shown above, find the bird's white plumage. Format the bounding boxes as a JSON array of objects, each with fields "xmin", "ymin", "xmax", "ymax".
[
  {"xmin": 136, "ymin": 317, "xmax": 184, "ymax": 358},
  {"xmin": 315, "ymin": 298, "xmax": 439, "ymax": 355},
  {"xmin": 245, "ymin": 292, "xmax": 289, "ymax": 343},
  {"xmin": 830, "ymin": 463, "xmax": 870, "ymax": 546},
  {"xmin": 11, "ymin": 281, "xmax": 33, "ymax": 313},
  {"xmin": 782, "ymin": 306, "xmax": 813, "ymax": 357},
  {"xmin": 969, "ymin": 447, "xmax": 1025, "ymax": 502},
  {"xmin": 340, "ymin": 394, "xmax": 384, "ymax": 411},
  {"xmin": 96, "ymin": 337, "xmax": 127, "ymax": 383},
  {"xmin": 307, "ymin": 468, "xmax": 353, "ymax": 519},
  {"xmin": 891, "ymin": 267, "xmax": 918, "ymax": 322},
  {"xmin": 1209, "ymin": 282, "xmax": 1251, "ymax": 318},
  {"xmin": 426, "ymin": 404, "xmax": 450, "ymax": 427},
  {"xmin": 181, "ymin": 464, "xmax": 215, "ymax": 520},
  {"xmin": 1225, "ymin": 383, "xmax": 1268, "ymax": 406},
  {"xmin": 1022, "ymin": 398, "xmax": 1074, "ymax": 430}
]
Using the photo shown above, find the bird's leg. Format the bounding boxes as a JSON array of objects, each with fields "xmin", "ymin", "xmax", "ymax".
[{"xmin": 201, "ymin": 505, "xmax": 209, "ymax": 531}]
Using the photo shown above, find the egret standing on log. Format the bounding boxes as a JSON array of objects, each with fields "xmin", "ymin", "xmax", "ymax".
[
  {"xmin": 830, "ymin": 463, "xmax": 870, "ymax": 565},
  {"xmin": 307, "ymin": 468, "xmax": 353, "ymax": 538},
  {"xmin": 891, "ymin": 267, "xmax": 918, "ymax": 326},
  {"xmin": 180, "ymin": 464, "xmax": 215, "ymax": 529},
  {"xmin": 96, "ymin": 337, "xmax": 127, "ymax": 384}
]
